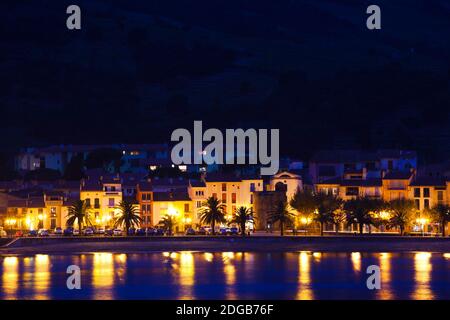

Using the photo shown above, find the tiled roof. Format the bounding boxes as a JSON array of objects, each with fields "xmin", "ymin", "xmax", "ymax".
[
  {"xmin": 153, "ymin": 191, "xmax": 191, "ymax": 202},
  {"xmin": 340, "ymin": 179, "xmax": 382, "ymax": 187},
  {"xmin": 383, "ymin": 171, "xmax": 413, "ymax": 180},
  {"xmin": 204, "ymin": 173, "xmax": 241, "ymax": 182},
  {"xmin": 189, "ymin": 180, "xmax": 206, "ymax": 188},
  {"xmin": 81, "ymin": 181, "xmax": 103, "ymax": 191},
  {"xmin": 410, "ymin": 177, "xmax": 446, "ymax": 187}
]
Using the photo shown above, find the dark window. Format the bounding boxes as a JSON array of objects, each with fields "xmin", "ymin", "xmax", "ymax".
[
  {"xmin": 345, "ymin": 187, "xmax": 359, "ymax": 196},
  {"xmin": 250, "ymin": 183, "xmax": 255, "ymax": 192},
  {"xmin": 424, "ymin": 199, "xmax": 430, "ymax": 209},
  {"xmin": 438, "ymin": 191, "xmax": 444, "ymax": 202},
  {"xmin": 231, "ymin": 193, "xmax": 236, "ymax": 204},
  {"xmin": 94, "ymin": 198, "xmax": 100, "ymax": 209},
  {"xmin": 423, "ymin": 188, "xmax": 430, "ymax": 198},
  {"xmin": 415, "ymin": 199, "xmax": 420, "ymax": 209},
  {"xmin": 414, "ymin": 188, "xmax": 421, "ymax": 198},
  {"xmin": 222, "ymin": 183, "xmax": 227, "ymax": 192},
  {"xmin": 222, "ymin": 193, "xmax": 227, "ymax": 203},
  {"xmin": 184, "ymin": 203, "xmax": 189, "ymax": 212}
]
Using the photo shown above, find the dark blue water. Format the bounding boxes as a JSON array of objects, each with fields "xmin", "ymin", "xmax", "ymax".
[{"xmin": 0, "ymin": 251, "xmax": 448, "ymax": 300}]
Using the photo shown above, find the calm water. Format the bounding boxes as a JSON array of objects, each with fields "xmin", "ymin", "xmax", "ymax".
[{"xmin": 0, "ymin": 251, "xmax": 448, "ymax": 300}]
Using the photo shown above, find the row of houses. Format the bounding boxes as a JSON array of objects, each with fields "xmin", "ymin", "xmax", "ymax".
[{"xmin": 2, "ymin": 147, "xmax": 450, "ymax": 233}]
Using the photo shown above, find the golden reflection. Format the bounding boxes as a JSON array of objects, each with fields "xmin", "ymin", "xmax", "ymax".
[
  {"xmin": 179, "ymin": 252, "xmax": 195, "ymax": 299},
  {"xmin": 34, "ymin": 254, "xmax": 50, "ymax": 300},
  {"xmin": 2, "ymin": 257, "xmax": 19, "ymax": 299},
  {"xmin": 223, "ymin": 252, "xmax": 237, "ymax": 299},
  {"xmin": 351, "ymin": 252, "xmax": 361, "ymax": 272},
  {"xmin": 93, "ymin": 252, "xmax": 114, "ymax": 299},
  {"xmin": 296, "ymin": 252, "xmax": 313, "ymax": 300},
  {"xmin": 412, "ymin": 252, "xmax": 434, "ymax": 300},
  {"xmin": 377, "ymin": 253, "xmax": 394, "ymax": 300},
  {"xmin": 443, "ymin": 253, "xmax": 450, "ymax": 259},
  {"xmin": 204, "ymin": 252, "xmax": 213, "ymax": 262},
  {"xmin": 312, "ymin": 252, "xmax": 322, "ymax": 261},
  {"xmin": 222, "ymin": 252, "xmax": 235, "ymax": 260}
]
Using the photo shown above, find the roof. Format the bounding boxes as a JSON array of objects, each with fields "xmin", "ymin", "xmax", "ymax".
[
  {"xmin": 383, "ymin": 171, "xmax": 413, "ymax": 180},
  {"xmin": 8, "ymin": 197, "xmax": 45, "ymax": 208},
  {"xmin": 204, "ymin": 173, "xmax": 242, "ymax": 182},
  {"xmin": 189, "ymin": 180, "xmax": 206, "ymax": 188},
  {"xmin": 81, "ymin": 181, "xmax": 103, "ymax": 191},
  {"xmin": 410, "ymin": 177, "xmax": 446, "ymax": 187},
  {"xmin": 153, "ymin": 191, "xmax": 191, "ymax": 202},
  {"xmin": 316, "ymin": 178, "xmax": 382, "ymax": 187}
]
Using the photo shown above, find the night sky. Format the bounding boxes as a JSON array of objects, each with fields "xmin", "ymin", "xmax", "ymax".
[{"xmin": 1, "ymin": 0, "xmax": 450, "ymax": 162}]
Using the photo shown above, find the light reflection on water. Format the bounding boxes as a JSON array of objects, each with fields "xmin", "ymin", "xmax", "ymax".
[{"xmin": 0, "ymin": 252, "xmax": 448, "ymax": 300}]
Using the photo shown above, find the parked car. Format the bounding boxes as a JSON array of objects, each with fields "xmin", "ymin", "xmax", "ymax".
[
  {"xmin": 28, "ymin": 230, "xmax": 38, "ymax": 237},
  {"xmin": 219, "ymin": 228, "xmax": 229, "ymax": 235},
  {"xmin": 185, "ymin": 228, "xmax": 196, "ymax": 235},
  {"xmin": 96, "ymin": 227, "xmax": 105, "ymax": 235},
  {"xmin": 15, "ymin": 230, "xmax": 24, "ymax": 237},
  {"xmin": 197, "ymin": 227, "xmax": 207, "ymax": 235},
  {"xmin": 38, "ymin": 229, "xmax": 49, "ymax": 237},
  {"xmin": 127, "ymin": 228, "xmax": 136, "ymax": 236},
  {"xmin": 136, "ymin": 228, "xmax": 146, "ymax": 236},
  {"xmin": 83, "ymin": 228, "xmax": 94, "ymax": 236},
  {"xmin": 73, "ymin": 229, "xmax": 80, "ymax": 236},
  {"xmin": 105, "ymin": 229, "xmax": 114, "ymax": 236},
  {"xmin": 63, "ymin": 227, "xmax": 74, "ymax": 236},
  {"xmin": 113, "ymin": 229, "xmax": 123, "ymax": 236},
  {"xmin": 230, "ymin": 227, "xmax": 239, "ymax": 235},
  {"xmin": 54, "ymin": 227, "xmax": 63, "ymax": 235},
  {"xmin": 146, "ymin": 228, "xmax": 156, "ymax": 236}
]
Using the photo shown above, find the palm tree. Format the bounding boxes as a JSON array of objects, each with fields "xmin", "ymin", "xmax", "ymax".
[
  {"xmin": 199, "ymin": 196, "xmax": 226, "ymax": 235},
  {"xmin": 344, "ymin": 197, "xmax": 383, "ymax": 234},
  {"xmin": 313, "ymin": 192, "xmax": 343, "ymax": 236},
  {"xmin": 268, "ymin": 201, "xmax": 296, "ymax": 236},
  {"xmin": 430, "ymin": 204, "xmax": 450, "ymax": 237},
  {"xmin": 331, "ymin": 209, "xmax": 346, "ymax": 235},
  {"xmin": 114, "ymin": 200, "xmax": 142, "ymax": 235},
  {"xmin": 159, "ymin": 214, "xmax": 177, "ymax": 236},
  {"xmin": 231, "ymin": 206, "xmax": 254, "ymax": 236},
  {"xmin": 387, "ymin": 199, "xmax": 415, "ymax": 235},
  {"xmin": 66, "ymin": 200, "xmax": 91, "ymax": 234}
]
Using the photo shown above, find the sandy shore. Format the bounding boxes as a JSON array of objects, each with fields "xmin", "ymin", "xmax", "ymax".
[{"xmin": 1, "ymin": 236, "xmax": 449, "ymax": 255}]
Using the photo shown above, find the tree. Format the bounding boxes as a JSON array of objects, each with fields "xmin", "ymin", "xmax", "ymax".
[
  {"xmin": 387, "ymin": 199, "xmax": 416, "ymax": 235},
  {"xmin": 114, "ymin": 200, "xmax": 142, "ymax": 235},
  {"xmin": 66, "ymin": 200, "xmax": 91, "ymax": 233},
  {"xmin": 159, "ymin": 214, "xmax": 177, "ymax": 236},
  {"xmin": 231, "ymin": 206, "xmax": 254, "ymax": 236},
  {"xmin": 268, "ymin": 201, "xmax": 296, "ymax": 236},
  {"xmin": 290, "ymin": 189, "xmax": 316, "ymax": 232},
  {"xmin": 344, "ymin": 197, "xmax": 383, "ymax": 234},
  {"xmin": 290, "ymin": 189, "xmax": 317, "ymax": 216},
  {"xmin": 430, "ymin": 204, "xmax": 450, "ymax": 237},
  {"xmin": 313, "ymin": 192, "xmax": 343, "ymax": 236},
  {"xmin": 199, "ymin": 197, "xmax": 226, "ymax": 235}
]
